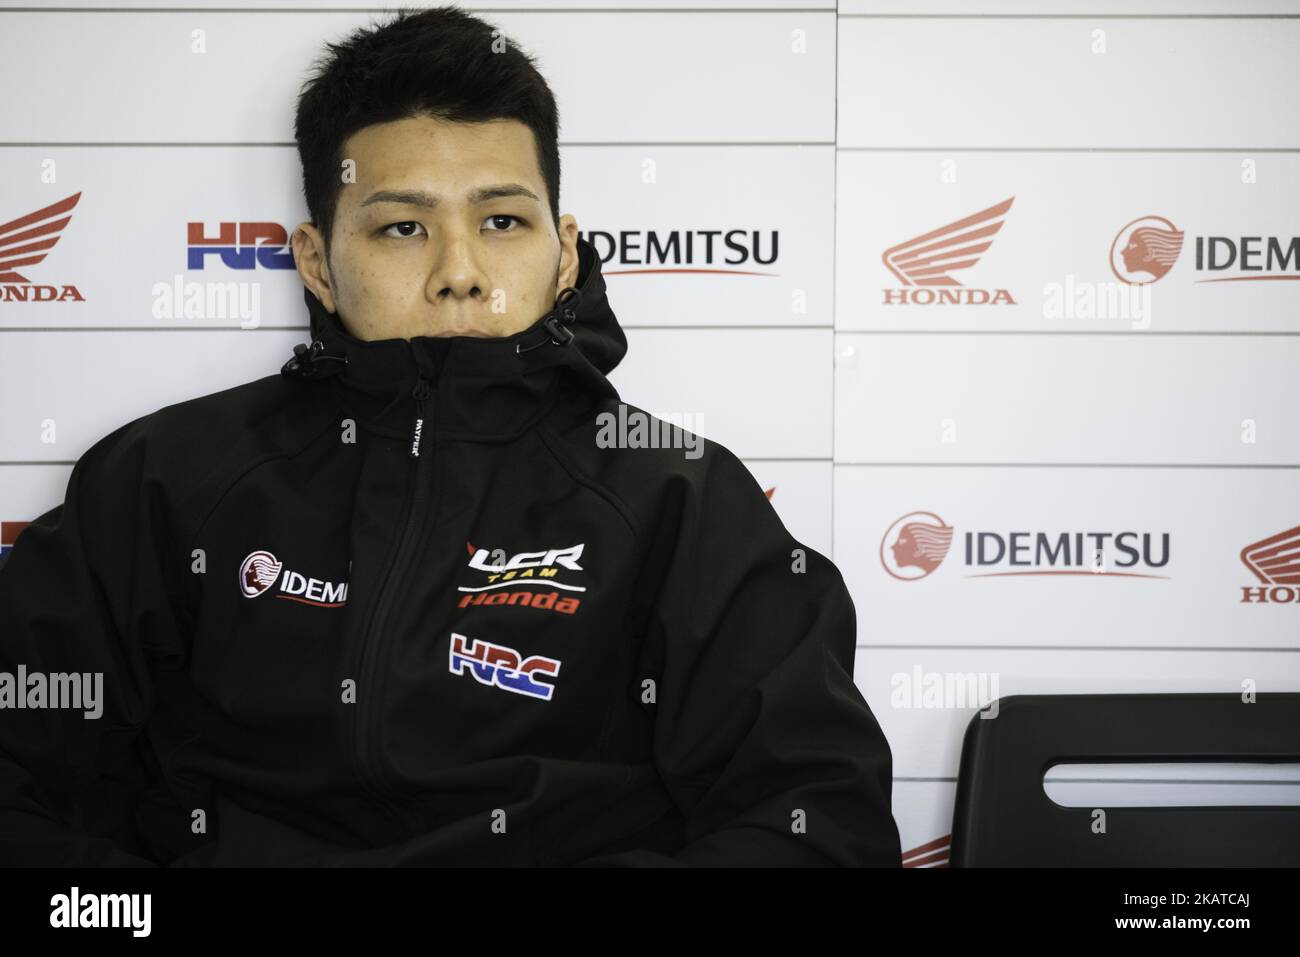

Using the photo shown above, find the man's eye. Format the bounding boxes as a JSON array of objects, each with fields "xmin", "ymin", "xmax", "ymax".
[
  {"xmin": 382, "ymin": 221, "xmax": 425, "ymax": 238},
  {"xmin": 484, "ymin": 214, "xmax": 522, "ymax": 232}
]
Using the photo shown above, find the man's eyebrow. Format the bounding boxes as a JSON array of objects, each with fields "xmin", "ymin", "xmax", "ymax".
[{"xmin": 359, "ymin": 184, "xmax": 542, "ymax": 209}]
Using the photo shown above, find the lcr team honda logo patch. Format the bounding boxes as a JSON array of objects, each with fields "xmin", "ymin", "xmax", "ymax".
[{"xmin": 456, "ymin": 540, "xmax": 587, "ymax": 616}]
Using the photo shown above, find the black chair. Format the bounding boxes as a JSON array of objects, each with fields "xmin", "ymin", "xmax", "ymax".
[{"xmin": 950, "ymin": 693, "xmax": 1300, "ymax": 866}]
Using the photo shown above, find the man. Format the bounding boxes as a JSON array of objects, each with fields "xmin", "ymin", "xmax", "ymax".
[{"xmin": 0, "ymin": 5, "xmax": 900, "ymax": 866}]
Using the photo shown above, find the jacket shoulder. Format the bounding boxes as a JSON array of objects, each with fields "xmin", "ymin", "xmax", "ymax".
[
  {"xmin": 75, "ymin": 374, "xmax": 333, "ymax": 533},
  {"xmin": 542, "ymin": 395, "xmax": 769, "ymax": 543},
  {"xmin": 146, "ymin": 373, "xmax": 325, "ymax": 448}
]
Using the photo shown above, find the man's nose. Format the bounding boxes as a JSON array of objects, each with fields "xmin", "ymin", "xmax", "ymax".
[{"xmin": 427, "ymin": 225, "xmax": 489, "ymax": 300}]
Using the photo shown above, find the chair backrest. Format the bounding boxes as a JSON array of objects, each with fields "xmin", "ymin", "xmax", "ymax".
[{"xmin": 949, "ymin": 693, "xmax": 1300, "ymax": 866}]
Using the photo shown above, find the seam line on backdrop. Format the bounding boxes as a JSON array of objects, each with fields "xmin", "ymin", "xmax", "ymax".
[
  {"xmin": 838, "ymin": 332, "xmax": 1300, "ymax": 336},
  {"xmin": 7, "ymin": 459, "xmax": 1300, "ymax": 468},
  {"xmin": 843, "ymin": 14, "xmax": 1300, "ymax": 19},
  {"xmin": 858, "ymin": 644, "xmax": 1300, "ymax": 652},
  {"xmin": 7, "ymin": 457, "xmax": 832, "ymax": 466},
  {"xmin": 2, "ymin": 9, "xmax": 1297, "ymax": 17},
  {"xmin": 831, "ymin": 8, "xmax": 839, "ymax": 564},
  {"xmin": 1, "ymin": 325, "xmax": 840, "ymax": 332},
  {"xmin": 893, "ymin": 777, "xmax": 1300, "ymax": 785},
  {"xmin": 840, "ymin": 147, "xmax": 1300, "ymax": 153},
  {"xmin": 12, "ymin": 460, "xmax": 1300, "ymax": 468},
  {"xmin": 6, "ymin": 145, "xmax": 1297, "ymax": 152},
  {"xmin": 0, "ymin": 7, "xmax": 844, "ymax": 14},
  {"xmin": 7, "ymin": 328, "xmax": 1300, "ymax": 336},
  {"xmin": 1, "ymin": 326, "xmax": 315, "ymax": 333},
  {"xmin": 838, "ymin": 463, "xmax": 1300, "ymax": 468},
  {"xmin": 0, "ymin": 141, "xmax": 838, "ymax": 148}
]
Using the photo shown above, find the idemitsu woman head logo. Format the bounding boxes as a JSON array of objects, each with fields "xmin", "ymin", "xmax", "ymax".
[
  {"xmin": 881, "ymin": 512, "xmax": 955, "ymax": 581},
  {"xmin": 239, "ymin": 550, "xmax": 284, "ymax": 597}
]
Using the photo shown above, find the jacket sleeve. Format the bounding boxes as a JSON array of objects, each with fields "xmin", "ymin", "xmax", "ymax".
[
  {"xmin": 576, "ymin": 445, "xmax": 901, "ymax": 867},
  {"xmin": 0, "ymin": 420, "xmax": 180, "ymax": 866}
]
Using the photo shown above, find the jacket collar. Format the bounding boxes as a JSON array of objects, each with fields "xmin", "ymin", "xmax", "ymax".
[{"xmin": 281, "ymin": 236, "xmax": 626, "ymax": 441}]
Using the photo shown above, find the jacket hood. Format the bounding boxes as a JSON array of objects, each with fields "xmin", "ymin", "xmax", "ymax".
[{"xmin": 281, "ymin": 236, "xmax": 626, "ymax": 441}]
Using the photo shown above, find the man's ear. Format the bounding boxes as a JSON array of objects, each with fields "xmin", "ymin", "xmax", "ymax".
[
  {"xmin": 555, "ymin": 214, "xmax": 580, "ymax": 294},
  {"xmin": 292, "ymin": 221, "xmax": 337, "ymax": 313}
]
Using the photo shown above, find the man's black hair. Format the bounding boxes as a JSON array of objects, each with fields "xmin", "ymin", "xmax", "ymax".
[{"xmin": 294, "ymin": 4, "xmax": 562, "ymax": 258}]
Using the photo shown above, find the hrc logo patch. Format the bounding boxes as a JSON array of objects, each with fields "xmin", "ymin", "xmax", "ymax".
[{"xmin": 448, "ymin": 632, "xmax": 561, "ymax": 701}]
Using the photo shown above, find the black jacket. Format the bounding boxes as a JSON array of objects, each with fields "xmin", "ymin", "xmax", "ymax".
[{"xmin": 0, "ymin": 237, "xmax": 900, "ymax": 866}]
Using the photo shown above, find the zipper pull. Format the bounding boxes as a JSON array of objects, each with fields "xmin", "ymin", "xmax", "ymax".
[{"xmin": 409, "ymin": 376, "xmax": 431, "ymax": 458}]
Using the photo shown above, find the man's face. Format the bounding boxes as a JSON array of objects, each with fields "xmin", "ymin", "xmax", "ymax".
[{"xmin": 293, "ymin": 114, "xmax": 579, "ymax": 341}]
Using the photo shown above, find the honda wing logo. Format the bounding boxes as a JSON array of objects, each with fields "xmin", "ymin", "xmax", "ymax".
[
  {"xmin": 0, "ymin": 192, "xmax": 85, "ymax": 302},
  {"xmin": 881, "ymin": 197, "xmax": 1016, "ymax": 306},
  {"xmin": 883, "ymin": 197, "xmax": 1013, "ymax": 286},
  {"xmin": 1239, "ymin": 524, "xmax": 1300, "ymax": 605}
]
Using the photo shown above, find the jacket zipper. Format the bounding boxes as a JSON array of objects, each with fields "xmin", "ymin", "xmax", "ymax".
[{"xmin": 352, "ymin": 373, "xmax": 435, "ymax": 828}]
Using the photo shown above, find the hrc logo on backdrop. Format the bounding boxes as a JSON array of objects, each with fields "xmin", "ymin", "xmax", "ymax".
[
  {"xmin": 448, "ymin": 632, "xmax": 561, "ymax": 701},
  {"xmin": 187, "ymin": 222, "xmax": 295, "ymax": 270}
]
